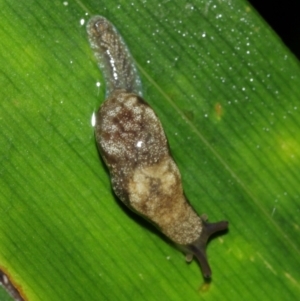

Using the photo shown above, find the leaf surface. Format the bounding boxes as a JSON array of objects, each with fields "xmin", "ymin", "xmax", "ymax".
[{"xmin": 0, "ymin": 0, "xmax": 300, "ymax": 300}]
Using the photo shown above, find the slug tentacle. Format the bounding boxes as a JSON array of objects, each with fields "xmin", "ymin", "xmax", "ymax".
[
  {"xmin": 87, "ymin": 16, "xmax": 142, "ymax": 97},
  {"xmin": 87, "ymin": 15, "xmax": 229, "ymax": 281},
  {"xmin": 184, "ymin": 218, "xmax": 229, "ymax": 278}
]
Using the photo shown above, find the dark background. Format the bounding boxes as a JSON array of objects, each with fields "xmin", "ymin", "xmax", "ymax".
[{"xmin": 249, "ymin": 0, "xmax": 300, "ymax": 60}]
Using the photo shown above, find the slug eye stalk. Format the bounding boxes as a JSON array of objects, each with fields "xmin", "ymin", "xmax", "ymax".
[{"xmin": 184, "ymin": 218, "xmax": 229, "ymax": 278}]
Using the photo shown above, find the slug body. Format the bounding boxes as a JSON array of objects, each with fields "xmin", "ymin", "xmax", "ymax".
[{"xmin": 87, "ymin": 16, "xmax": 228, "ymax": 279}]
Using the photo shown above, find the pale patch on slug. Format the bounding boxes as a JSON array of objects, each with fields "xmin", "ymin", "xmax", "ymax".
[
  {"xmin": 129, "ymin": 157, "xmax": 202, "ymax": 245},
  {"xmin": 87, "ymin": 15, "xmax": 228, "ymax": 279}
]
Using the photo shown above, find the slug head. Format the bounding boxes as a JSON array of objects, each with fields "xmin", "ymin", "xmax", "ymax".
[{"xmin": 184, "ymin": 216, "xmax": 228, "ymax": 279}]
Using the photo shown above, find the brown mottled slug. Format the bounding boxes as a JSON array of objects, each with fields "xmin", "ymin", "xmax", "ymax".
[{"xmin": 87, "ymin": 15, "xmax": 228, "ymax": 279}]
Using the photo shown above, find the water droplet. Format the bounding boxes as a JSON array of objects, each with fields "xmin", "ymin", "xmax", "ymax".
[{"xmin": 91, "ymin": 112, "xmax": 96, "ymax": 127}]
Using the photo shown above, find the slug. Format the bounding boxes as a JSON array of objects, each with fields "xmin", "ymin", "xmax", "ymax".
[{"xmin": 87, "ymin": 15, "xmax": 228, "ymax": 279}]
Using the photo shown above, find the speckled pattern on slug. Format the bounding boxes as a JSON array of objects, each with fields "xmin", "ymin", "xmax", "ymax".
[{"xmin": 96, "ymin": 89, "xmax": 203, "ymax": 245}]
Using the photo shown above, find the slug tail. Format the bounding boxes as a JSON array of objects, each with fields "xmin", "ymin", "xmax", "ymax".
[
  {"xmin": 185, "ymin": 217, "xmax": 228, "ymax": 279},
  {"xmin": 86, "ymin": 15, "xmax": 142, "ymax": 97}
]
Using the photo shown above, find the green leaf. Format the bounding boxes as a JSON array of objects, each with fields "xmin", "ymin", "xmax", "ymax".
[{"xmin": 1, "ymin": 0, "xmax": 300, "ymax": 300}]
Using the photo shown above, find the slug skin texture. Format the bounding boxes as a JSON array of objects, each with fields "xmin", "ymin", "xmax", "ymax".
[{"xmin": 87, "ymin": 15, "xmax": 228, "ymax": 279}]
